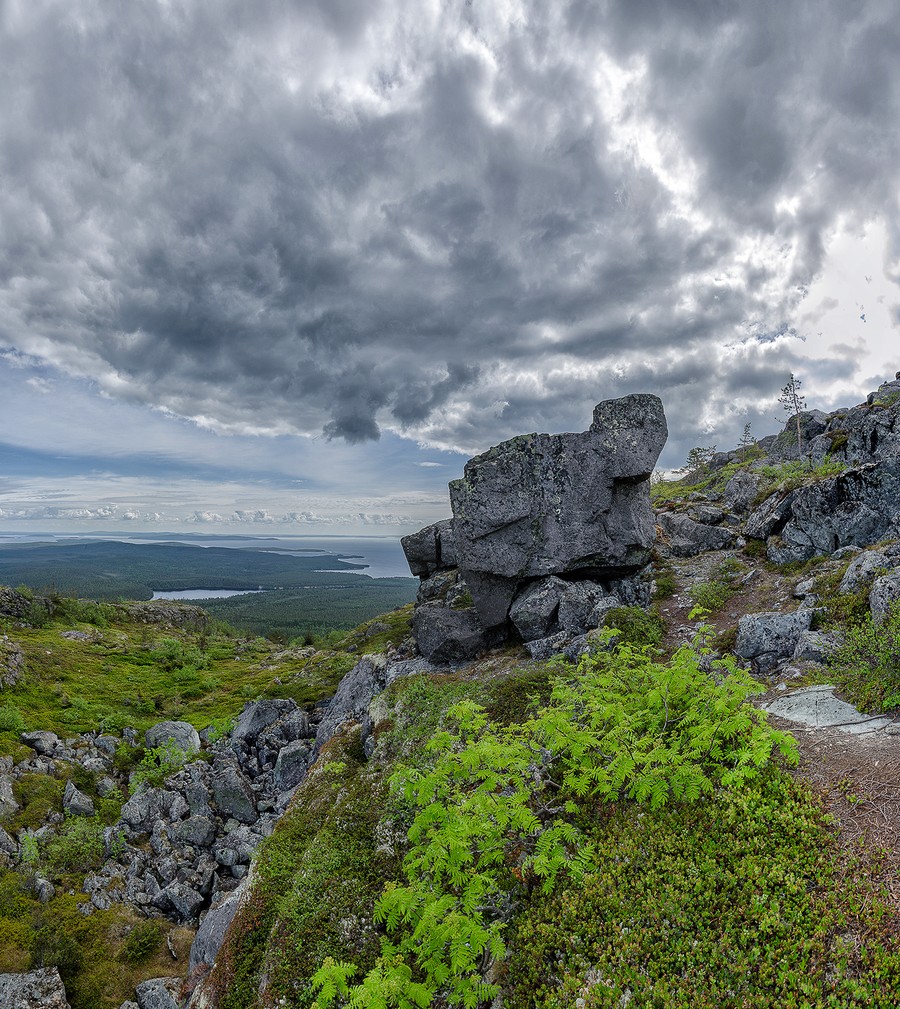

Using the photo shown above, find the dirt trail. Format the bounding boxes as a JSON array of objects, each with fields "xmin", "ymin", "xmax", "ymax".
[{"xmin": 657, "ymin": 547, "xmax": 900, "ymax": 906}]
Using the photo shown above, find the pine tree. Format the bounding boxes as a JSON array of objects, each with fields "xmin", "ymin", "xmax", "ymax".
[{"xmin": 778, "ymin": 374, "xmax": 807, "ymax": 462}]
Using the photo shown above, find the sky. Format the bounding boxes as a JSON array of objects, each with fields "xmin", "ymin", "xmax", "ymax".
[{"xmin": 0, "ymin": 0, "xmax": 897, "ymax": 535}]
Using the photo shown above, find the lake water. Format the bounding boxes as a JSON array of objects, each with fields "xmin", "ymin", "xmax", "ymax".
[{"xmin": 151, "ymin": 588, "xmax": 265, "ymax": 600}]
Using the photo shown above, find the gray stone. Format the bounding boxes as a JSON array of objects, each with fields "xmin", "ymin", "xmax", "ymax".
[
  {"xmin": 870, "ymin": 571, "xmax": 900, "ymax": 626},
  {"xmin": 0, "ymin": 637, "xmax": 25, "ymax": 687},
  {"xmin": 161, "ymin": 881, "xmax": 205, "ymax": 922},
  {"xmin": 0, "ymin": 967, "xmax": 71, "ymax": 1008},
  {"xmin": 509, "ymin": 577, "xmax": 568, "ymax": 642},
  {"xmin": 0, "ymin": 586, "xmax": 33, "ymax": 621},
  {"xmin": 449, "ymin": 394, "xmax": 666, "ymax": 626},
  {"xmin": 656, "ymin": 511, "xmax": 736, "ymax": 557},
  {"xmin": 145, "ymin": 720, "xmax": 201, "ymax": 755},
  {"xmin": 211, "ymin": 760, "xmax": 256, "ymax": 824},
  {"xmin": 0, "ymin": 775, "xmax": 19, "ymax": 819},
  {"xmin": 97, "ymin": 776, "xmax": 119, "ymax": 798},
  {"xmin": 189, "ymin": 882, "xmax": 245, "ymax": 974},
  {"xmin": 0, "ymin": 824, "xmax": 17, "ymax": 854},
  {"xmin": 735, "ymin": 610, "xmax": 814, "ymax": 661},
  {"xmin": 231, "ymin": 699, "xmax": 298, "ymax": 746},
  {"xmin": 273, "ymin": 739, "xmax": 312, "ymax": 791},
  {"xmin": 120, "ymin": 787, "xmax": 189, "ymax": 833},
  {"xmin": 174, "ymin": 815, "xmax": 216, "ymax": 848},
  {"xmin": 416, "ymin": 569, "xmax": 460, "ymax": 604},
  {"xmin": 63, "ymin": 780, "xmax": 95, "ymax": 817},
  {"xmin": 21, "ymin": 730, "xmax": 59, "ymax": 755},
  {"xmin": 33, "ymin": 876, "xmax": 55, "ymax": 903},
  {"xmin": 762, "ymin": 684, "xmax": 892, "ymax": 733},
  {"xmin": 401, "ymin": 519, "xmax": 456, "ymax": 578},
  {"xmin": 723, "ymin": 469, "xmax": 762, "ymax": 514},
  {"xmin": 775, "ymin": 463, "xmax": 900, "ymax": 561},
  {"xmin": 525, "ymin": 631, "xmax": 571, "ymax": 661},
  {"xmin": 557, "ymin": 581, "xmax": 608, "ymax": 635},
  {"xmin": 792, "ymin": 630, "xmax": 835, "ymax": 663},
  {"xmin": 744, "ymin": 491, "xmax": 796, "ymax": 540},
  {"xmin": 135, "ymin": 977, "xmax": 182, "ymax": 1009},
  {"xmin": 410, "ymin": 604, "xmax": 498, "ymax": 665},
  {"xmin": 839, "ymin": 549, "xmax": 892, "ymax": 594}
]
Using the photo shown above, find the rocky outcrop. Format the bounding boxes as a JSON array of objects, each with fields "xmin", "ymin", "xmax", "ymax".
[
  {"xmin": 403, "ymin": 395, "xmax": 667, "ymax": 661},
  {"xmin": 762, "ymin": 463, "xmax": 900, "ymax": 564},
  {"xmin": 0, "ymin": 968, "xmax": 71, "ymax": 1008}
]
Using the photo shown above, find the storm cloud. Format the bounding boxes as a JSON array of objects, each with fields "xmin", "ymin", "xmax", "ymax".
[{"xmin": 1, "ymin": 0, "xmax": 898, "ymax": 471}]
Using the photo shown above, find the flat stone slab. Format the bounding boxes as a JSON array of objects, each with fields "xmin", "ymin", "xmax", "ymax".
[{"xmin": 762, "ymin": 684, "xmax": 894, "ymax": 734}]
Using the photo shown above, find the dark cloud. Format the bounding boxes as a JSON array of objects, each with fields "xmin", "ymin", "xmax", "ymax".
[{"xmin": 0, "ymin": 0, "xmax": 897, "ymax": 470}]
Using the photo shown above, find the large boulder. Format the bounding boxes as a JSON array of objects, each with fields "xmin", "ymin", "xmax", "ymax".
[
  {"xmin": 401, "ymin": 519, "xmax": 456, "ymax": 578},
  {"xmin": 449, "ymin": 394, "xmax": 666, "ymax": 628},
  {"xmin": 0, "ymin": 968, "xmax": 71, "ymax": 1008},
  {"xmin": 230, "ymin": 700, "xmax": 298, "ymax": 747}
]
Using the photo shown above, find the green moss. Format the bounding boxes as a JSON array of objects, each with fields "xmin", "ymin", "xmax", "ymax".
[{"xmin": 504, "ymin": 771, "xmax": 900, "ymax": 1009}]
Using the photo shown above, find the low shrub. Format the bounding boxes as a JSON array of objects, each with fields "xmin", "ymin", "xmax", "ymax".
[
  {"xmin": 827, "ymin": 602, "xmax": 900, "ymax": 712},
  {"xmin": 0, "ymin": 704, "xmax": 26, "ymax": 733},
  {"xmin": 602, "ymin": 606, "xmax": 666, "ymax": 647}
]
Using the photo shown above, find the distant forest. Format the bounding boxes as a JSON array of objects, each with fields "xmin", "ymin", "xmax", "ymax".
[{"xmin": 0, "ymin": 540, "xmax": 417, "ymax": 639}]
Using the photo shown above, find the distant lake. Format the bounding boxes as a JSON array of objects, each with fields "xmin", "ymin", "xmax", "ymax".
[{"xmin": 151, "ymin": 588, "xmax": 265, "ymax": 600}]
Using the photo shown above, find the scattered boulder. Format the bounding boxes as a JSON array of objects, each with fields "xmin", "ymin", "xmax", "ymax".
[
  {"xmin": 410, "ymin": 604, "xmax": 498, "ymax": 664},
  {"xmin": 509, "ymin": 577, "xmax": 568, "ymax": 642},
  {"xmin": 0, "ymin": 967, "xmax": 71, "ymax": 1008},
  {"xmin": 135, "ymin": 977, "xmax": 182, "ymax": 1009},
  {"xmin": 656, "ymin": 512, "xmax": 736, "ymax": 557},
  {"xmin": 0, "ymin": 637, "xmax": 25, "ymax": 687},
  {"xmin": 0, "ymin": 587, "xmax": 33, "ymax": 621},
  {"xmin": 210, "ymin": 759, "xmax": 256, "ymax": 825},
  {"xmin": 145, "ymin": 721, "xmax": 201, "ymax": 755},
  {"xmin": 723, "ymin": 469, "xmax": 762, "ymax": 514},
  {"xmin": 793, "ymin": 630, "xmax": 836, "ymax": 663},
  {"xmin": 273, "ymin": 740, "xmax": 312, "ymax": 791},
  {"xmin": 744, "ymin": 491, "xmax": 795, "ymax": 541},
  {"xmin": 21, "ymin": 730, "xmax": 59, "ymax": 755},
  {"xmin": 230, "ymin": 700, "xmax": 298, "ymax": 747},
  {"xmin": 770, "ymin": 463, "xmax": 900, "ymax": 563},
  {"xmin": 63, "ymin": 780, "xmax": 95, "ymax": 817},
  {"xmin": 735, "ymin": 610, "xmax": 814, "ymax": 668},
  {"xmin": 0, "ymin": 776, "xmax": 19, "ymax": 819},
  {"xmin": 401, "ymin": 519, "xmax": 456, "ymax": 578}
]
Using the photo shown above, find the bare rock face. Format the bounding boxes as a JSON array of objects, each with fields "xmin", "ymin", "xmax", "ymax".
[{"xmin": 403, "ymin": 394, "xmax": 667, "ymax": 658}]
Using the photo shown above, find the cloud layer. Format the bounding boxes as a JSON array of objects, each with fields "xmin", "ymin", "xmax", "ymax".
[{"xmin": 1, "ymin": 0, "xmax": 898, "ymax": 485}]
